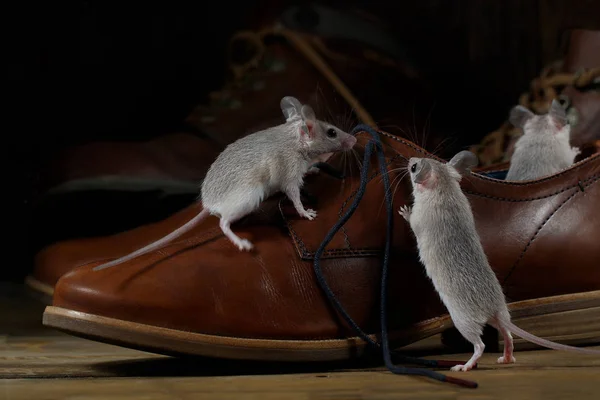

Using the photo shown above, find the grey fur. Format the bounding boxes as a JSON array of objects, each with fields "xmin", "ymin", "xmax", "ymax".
[
  {"xmin": 281, "ymin": 96, "xmax": 303, "ymax": 121},
  {"xmin": 93, "ymin": 96, "xmax": 357, "ymax": 271},
  {"xmin": 398, "ymin": 150, "xmax": 600, "ymax": 371},
  {"xmin": 508, "ymin": 105, "xmax": 534, "ymax": 129},
  {"xmin": 448, "ymin": 150, "xmax": 479, "ymax": 175},
  {"xmin": 505, "ymin": 101, "xmax": 580, "ymax": 181}
]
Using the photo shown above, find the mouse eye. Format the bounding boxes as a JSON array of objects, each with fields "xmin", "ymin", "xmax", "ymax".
[
  {"xmin": 326, "ymin": 128, "xmax": 337, "ymax": 138},
  {"xmin": 410, "ymin": 163, "xmax": 417, "ymax": 173}
]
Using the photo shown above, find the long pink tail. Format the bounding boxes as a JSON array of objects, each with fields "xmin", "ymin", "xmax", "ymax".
[
  {"xmin": 505, "ymin": 320, "xmax": 600, "ymax": 355},
  {"xmin": 93, "ymin": 208, "xmax": 211, "ymax": 271}
]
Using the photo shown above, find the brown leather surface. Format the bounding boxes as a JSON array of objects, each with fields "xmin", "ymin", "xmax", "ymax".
[
  {"xmin": 563, "ymin": 85, "xmax": 600, "ymax": 147},
  {"xmin": 563, "ymin": 29, "xmax": 600, "ymax": 73},
  {"xmin": 562, "ymin": 28, "xmax": 600, "ymax": 147},
  {"xmin": 33, "ymin": 202, "xmax": 206, "ymax": 288},
  {"xmin": 39, "ymin": 133, "xmax": 222, "ymax": 193},
  {"xmin": 52, "ymin": 129, "xmax": 600, "ymax": 340}
]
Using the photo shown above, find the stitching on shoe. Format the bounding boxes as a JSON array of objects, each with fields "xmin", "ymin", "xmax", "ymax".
[
  {"xmin": 379, "ymin": 130, "xmax": 599, "ymax": 185},
  {"xmin": 288, "ymin": 133, "xmax": 401, "ymax": 259},
  {"xmin": 287, "ymin": 216, "xmax": 381, "ymax": 259},
  {"xmin": 464, "ymin": 173, "xmax": 599, "ymax": 202},
  {"xmin": 502, "ymin": 175, "xmax": 599, "ymax": 287}
]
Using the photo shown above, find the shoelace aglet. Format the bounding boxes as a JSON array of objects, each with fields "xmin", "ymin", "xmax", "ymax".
[{"xmin": 443, "ymin": 375, "xmax": 479, "ymax": 389}]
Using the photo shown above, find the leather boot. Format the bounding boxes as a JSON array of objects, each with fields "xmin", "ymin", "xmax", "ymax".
[{"xmin": 471, "ymin": 28, "xmax": 600, "ymax": 167}]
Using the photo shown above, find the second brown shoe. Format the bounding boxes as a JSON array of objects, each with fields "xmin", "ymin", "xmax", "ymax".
[{"xmin": 43, "ymin": 126, "xmax": 600, "ymax": 363}]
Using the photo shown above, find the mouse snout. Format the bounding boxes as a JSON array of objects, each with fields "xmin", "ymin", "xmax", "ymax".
[{"xmin": 341, "ymin": 134, "xmax": 357, "ymax": 150}]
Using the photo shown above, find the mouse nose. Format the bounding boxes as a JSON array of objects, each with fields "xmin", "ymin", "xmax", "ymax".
[{"xmin": 343, "ymin": 135, "xmax": 357, "ymax": 149}]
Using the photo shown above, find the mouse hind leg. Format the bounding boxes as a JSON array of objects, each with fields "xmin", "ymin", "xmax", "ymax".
[
  {"xmin": 217, "ymin": 193, "xmax": 263, "ymax": 251},
  {"xmin": 449, "ymin": 316, "xmax": 486, "ymax": 372},
  {"xmin": 490, "ymin": 314, "xmax": 516, "ymax": 364},
  {"xmin": 219, "ymin": 217, "xmax": 253, "ymax": 251}
]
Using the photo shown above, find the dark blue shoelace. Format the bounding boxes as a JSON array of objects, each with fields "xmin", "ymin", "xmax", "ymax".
[{"xmin": 312, "ymin": 124, "xmax": 478, "ymax": 389}]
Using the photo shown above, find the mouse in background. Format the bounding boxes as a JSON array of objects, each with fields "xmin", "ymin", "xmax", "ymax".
[
  {"xmin": 398, "ymin": 150, "xmax": 600, "ymax": 372},
  {"xmin": 505, "ymin": 99, "xmax": 580, "ymax": 181},
  {"xmin": 93, "ymin": 96, "xmax": 357, "ymax": 271}
]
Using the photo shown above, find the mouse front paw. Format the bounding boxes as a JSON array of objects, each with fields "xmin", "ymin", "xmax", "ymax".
[
  {"xmin": 398, "ymin": 205, "xmax": 412, "ymax": 221},
  {"xmin": 572, "ymin": 146, "xmax": 581, "ymax": 157},
  {"xmin": 301, "ymin": 208, "xmax": 318, "ymax": 220}
]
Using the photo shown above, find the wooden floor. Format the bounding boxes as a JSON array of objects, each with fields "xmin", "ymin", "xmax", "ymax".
[{"xmin": 2, "ymin": 282, "xmax": 599, "ymax": 400}]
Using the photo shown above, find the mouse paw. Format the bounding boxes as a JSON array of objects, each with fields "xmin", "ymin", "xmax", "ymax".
[
  {"xmin": 398, "ymin": 205, "xmax": 412, "ymax": 221},
  {"xmin": 301, "ymin": 209, "xmax": 318, "ymax": 220},
  {"xmin": 572, "ymin": 146, "xmax": 581, "ymax": 156},
  {"xmin": 450, "ymin": 364, "xmax": 473, "ymax": 372},
  {"xmin": 236, "ymin": 239, "xmax": 254, "ymax": 251},
  {"xmin": 497, "ymin": 355, "xmax": 516, "ymax": 364}
]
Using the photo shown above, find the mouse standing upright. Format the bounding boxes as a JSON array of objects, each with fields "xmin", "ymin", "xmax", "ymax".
[
  {"xmin": 399, "ymin": 150, "xmax": 600, "ymax": 372},
  {"xmin": 93, "ymin": 96, "xmax": 357, "ymax": 271},
  {"xmin": 505, "ymin": 99, "xmax": 580, "ymax": 181}
]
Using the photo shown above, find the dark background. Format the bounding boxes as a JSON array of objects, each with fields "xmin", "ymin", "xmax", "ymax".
[{"xmin": 5, "ymin": 0, "xmax": 600, "ymax": 282}]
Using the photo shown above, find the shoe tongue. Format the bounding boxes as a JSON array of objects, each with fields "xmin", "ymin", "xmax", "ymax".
[{"xmin": 562, "ymin": 29, "xmax": 600, "ymax": 73}]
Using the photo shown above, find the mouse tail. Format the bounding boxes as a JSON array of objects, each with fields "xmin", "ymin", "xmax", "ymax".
[
  {"xmin": 92, "ymin": 208, "xmax": 211, "ymax": 271},
  {"xmin": 504, "ymin": 320, "xmax": 600, "ymax": 355}
]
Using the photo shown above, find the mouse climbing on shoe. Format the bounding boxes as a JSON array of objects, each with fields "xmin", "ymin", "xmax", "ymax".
[
  {"xmin": 93, "ymin": 96, "xmax": 357, "ymax": 271},
  {"xmin": 398, "ymin": 150, "xmax": 600, "ymax": 372},
  {"xmin": 505, "ymin": 99, "xmax": 581, "ymax": 181}
]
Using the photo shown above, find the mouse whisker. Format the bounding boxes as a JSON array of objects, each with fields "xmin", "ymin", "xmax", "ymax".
[
  {"xmin": 376, "ymin": 169, "xmax": 409, "ymax": 216},
  {"xmin": 391, "ymin": 170, "xmax": 410, "ymax": 199},
  {"xmin": 351, "ymin": 148, "xmax": 363, "ymax": 170},
  {"xmin": 373, "ymin": 164, "xmax": 408, "ymax": 185},
  {"xmin": 429, "ymin": 136, "xmax": 457, "ymax": 158}
]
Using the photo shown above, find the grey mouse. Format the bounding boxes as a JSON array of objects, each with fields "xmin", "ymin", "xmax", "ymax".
[
  {"xmin": 398, "ymin": 150, "xmax": 599, "ymax": 372},
  {"xmin": 93, "ymin": 96, "xmax": 357, "ymax": 271},
  {"xmin": 505, "ymin": 99, "xmax": 580, "ymax": 181}
]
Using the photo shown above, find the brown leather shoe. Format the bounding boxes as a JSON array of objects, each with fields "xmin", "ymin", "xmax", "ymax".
[
  {"xmin": 471, "ymin": 28, "xmax": 600, "ymax": 166},
  {"xmin": 43, "ymin": 127, "xmax": 600, "ymax": 364}
]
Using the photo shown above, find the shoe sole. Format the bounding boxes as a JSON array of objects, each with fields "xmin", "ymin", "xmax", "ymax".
[{"xmin": 42, "ymin": 290, "xmax": 600, "ymax": 361}]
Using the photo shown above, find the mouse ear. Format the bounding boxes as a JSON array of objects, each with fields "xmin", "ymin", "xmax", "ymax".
[
  {"xmin": 548, "ymin": 98, "xmax": 568, "ymax": 129},
  {"xmin": 509, "ymin": 105, "xmax": 534, "ymax": 129},
  {"xmin": 448, "ymin": 150, "xmax": 479, "ymax": 177},
  {"xmin": 300, "ymin": 104, "xmax": 316, "ymax": 122},
  {"xmin": 299, "ymin": 104, "xmax": 317, "ymax": 141},
  {"xmin": 280, "ymin": 96, "xmax": 303, "ymax": 122}
]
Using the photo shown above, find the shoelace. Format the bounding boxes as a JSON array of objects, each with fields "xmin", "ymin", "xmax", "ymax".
[{"xmin": 312, "ymin": 124, "xmax": 478, "ymax": 389}]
